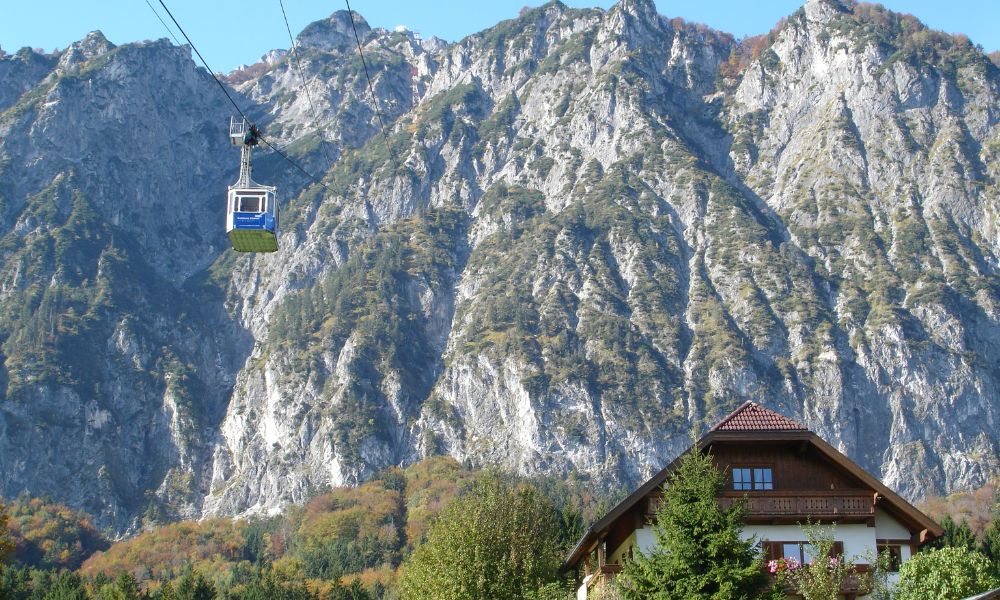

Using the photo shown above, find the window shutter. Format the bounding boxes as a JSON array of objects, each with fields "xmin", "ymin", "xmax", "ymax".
[
  {"xmin": 830, "ymin": 541, "xmax": 844, "ymax": 558},
  {"xmin": 763, "ymin": 541, "xmax": 781, "ymax": 561}
]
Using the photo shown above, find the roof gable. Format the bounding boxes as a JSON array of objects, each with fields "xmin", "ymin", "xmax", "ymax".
[{"xmin": 709, "ymin": 401, "xmax": 807, "ymax": 432}]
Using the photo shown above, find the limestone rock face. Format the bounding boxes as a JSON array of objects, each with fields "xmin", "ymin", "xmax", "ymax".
[{"xmin": 1, "ymin": 0, "xmax": 999, "ymax": 529}]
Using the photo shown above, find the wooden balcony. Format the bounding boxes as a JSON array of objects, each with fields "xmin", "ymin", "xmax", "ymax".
[
  {"xmin": 774, "ymin": 570, "xmax": 868, "ymax": 597},
  {"xmin": 717, "ymin": 491, "xmax": 875, "ymax": 523}
]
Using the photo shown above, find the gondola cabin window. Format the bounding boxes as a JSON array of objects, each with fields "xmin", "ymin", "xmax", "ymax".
[{"xmin": 732, "ymin": 466, "xmax": 773, "ymax": 490}]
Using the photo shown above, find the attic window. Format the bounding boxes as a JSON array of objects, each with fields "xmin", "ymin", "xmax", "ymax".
[{"xmin": 733, "ymin": 467, "xmax": 773, "ymax": 490}]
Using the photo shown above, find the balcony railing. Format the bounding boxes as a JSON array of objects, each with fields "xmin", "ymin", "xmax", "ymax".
[
  {"xmin": 716, "ymin": 492, "xmax": 875, "ymax": 519},
  {"xmin": 772, "ymin": 572, "xmax": 867, "ymax": 595}
]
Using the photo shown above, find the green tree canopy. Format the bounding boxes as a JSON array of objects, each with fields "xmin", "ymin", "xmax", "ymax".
[
  {"xmin": 398, "ymin": 473, "xmax": 564, "ymax": 600},
  {"xmin": 895, "ymin": 546, "xmax": 1000, "ymax": 600},
  {"xmin": 617, "ymin": 450, "xmax": 777, "ymax": 600}
]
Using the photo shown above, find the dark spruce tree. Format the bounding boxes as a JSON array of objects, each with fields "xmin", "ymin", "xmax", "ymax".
[
  {"xmin": 0, "ymin": 501, "xmax": 12, "ymax": 565},
  {"xmin": 617, "ymin": 451, "xmax": 779, "ymax": 600},
  {"xmin": 934, "ymin": 515, "xmax": 978, "ymax": 552}
]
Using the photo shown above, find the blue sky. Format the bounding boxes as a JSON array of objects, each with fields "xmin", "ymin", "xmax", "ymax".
[{"xmin": 1, "ymin": 1, "xmax": 996, "ymax": 73}]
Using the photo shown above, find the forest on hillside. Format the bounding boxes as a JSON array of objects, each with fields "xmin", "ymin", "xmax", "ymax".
[
  {"xmin": 0, "ymin": 457, "xmax": 611, "ymax": 599},
  {"xmin": 2, "ymin": 455, "xmax": 1000, "ymax": 599}
]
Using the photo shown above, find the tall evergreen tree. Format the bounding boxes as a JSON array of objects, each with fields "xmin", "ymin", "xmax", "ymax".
[
  {"xmin": 617, "ymin": 451, "xmax": 778, "ymax": 600},
  {"xmin": 0, "ymin": 501, "xmax": 13, "ymax": 564},
  {"xmin": 96, "ymin": 572, "xmax": 146, "ymax": 600},
  {"xmin": 172, "ymin": 570, "xmax": 215, "ymax": 600},
  {"xmin": 936, "ymin": 515, "xmax": 978, "ymax": 552},
  {"xmin": 40, "ymin": 571, "xmax": 90, "ymax": 600},
  {"xmin": 981, "ymin": 489, "xmax": 1000, "ymax": 575},
  {"xmin": 983, "ymin": 516, "xmax": 1000, "ymax": 572}
]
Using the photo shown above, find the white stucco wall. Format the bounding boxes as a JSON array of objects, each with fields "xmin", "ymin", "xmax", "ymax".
[
  {"xmin": 875, "ymin": 508, "xmax": 912, "ymax": 542},
  {"xmin": 609, "ymin": 532, "xmax": 637, "ymax": 564},
  {"xmin": 741, "ymin": 523, "xmax": 878, "ymax": 563},
  {"xmin": 613, "ymin": 508, "xmax": 916, "ymax": 598},
  {"xmin": 636, "ymin": 526, "xmax": 656, "ymax": 555},
  {"xmin": 634, "ymin": 520, "xmax": 903, "ymax": 564}
]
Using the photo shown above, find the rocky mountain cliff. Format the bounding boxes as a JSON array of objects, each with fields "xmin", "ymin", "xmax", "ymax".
[{"xmin": 1, "ymin": 0, "xmax": 999, "ymax": 531}]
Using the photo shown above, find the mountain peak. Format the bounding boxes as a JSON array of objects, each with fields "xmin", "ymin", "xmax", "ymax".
[
  {"xmin": 296, "ymin": 10, "xmax": 371, "ymax": 52},
  {"xmin": 803, "ymin": 0, "xmax": 849, "ymax": 24},
  {"xmin": 55, "ymin": 30, "xmax": 115, "ymax": 72},
  {"xmin": 611, "ymin": 0, "xmax": 659, "ymax": 20}
]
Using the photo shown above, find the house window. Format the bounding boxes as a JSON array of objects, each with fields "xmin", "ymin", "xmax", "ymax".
[
  {"xmin": 753, "ymin": 467, "xmax": 773, "ymax": 490},
  {"xmin": 877, "ymin": 543, "xmax": 902, "ymax": 572},
  {"xmin": 765, "ymin": 541, "xmax": 844, "ymax": 565},
  {"xmin": 782, "ymin": 542, "xmax": 817, "ymax": 564},
  {"xmin": 733, "ymin": 467, "xmax": 773, "ymax": 490}
]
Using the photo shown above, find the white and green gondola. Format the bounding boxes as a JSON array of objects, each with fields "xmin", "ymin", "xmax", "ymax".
[{"xmin": 226, "ymin": 117, "xmax": 278, "ymax": 252}]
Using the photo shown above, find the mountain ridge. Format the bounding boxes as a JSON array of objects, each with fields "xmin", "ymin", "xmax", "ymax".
[{"xmin": 1, "ymin": 0, "xmax": 998, "ymax": 532}]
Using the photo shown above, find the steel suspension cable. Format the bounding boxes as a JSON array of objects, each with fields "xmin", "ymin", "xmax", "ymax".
[
  {"xmin": 154, "ymin": 0, "xmax": 335, "ymax": 194},
  {"xmin": 277, "ymin": 0, "xmax": 337, "ymax": 167},
  {"xmin": 343, "ymin": 0, "xmax": 393, "ymax": 155},
  {"xmin": 142, "ymin": 0, "xmax": 182, "ymax": 47}
]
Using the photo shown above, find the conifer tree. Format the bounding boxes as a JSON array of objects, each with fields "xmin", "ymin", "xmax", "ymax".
[
  {"xmin": 936, "ymin": 515, "xmax": 978, "ymax": 552},
  {"xmin": 617, "ymin": 451, "xmax": 778, "ymax": 600},
  {"xmin": 0, "ymin": 501, "xmax": 13, "ymax": 564},
  {"xmin": 96, "ymin": 572, "xmax": 146, "ymax": 600},
  {"xmin": 172, "ymin": 570, "xmax": 215, "ymax": 600},
  {"xmin": 981, "ymin": 489, "xmax": 1000, "ymax": 576}
]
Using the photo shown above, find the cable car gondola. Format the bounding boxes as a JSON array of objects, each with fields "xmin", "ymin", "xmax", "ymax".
[{"xmin": 226, "ymin": 117, "xmax": 278, "ymax": 252}]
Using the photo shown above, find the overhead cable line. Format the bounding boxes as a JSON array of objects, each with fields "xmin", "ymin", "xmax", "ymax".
[
  {"xmin": 142, "ymin": 0, "xmax": 182, "ymax": 47},
  {"xmin": 278, "ymin": 0, "xmax": 337, "ymax": 167},
  {"xmin": 343, "ymin": 0, "xmax": 394, "ymax": 155},
  {"xmin": 154, "ymin": 0, "xmax": 335, "ymax": 195}
]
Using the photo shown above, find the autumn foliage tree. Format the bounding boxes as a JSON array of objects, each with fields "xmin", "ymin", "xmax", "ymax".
[{"xmin": 6, "ymin": 496, "xmax": 109, "ymax": 570}]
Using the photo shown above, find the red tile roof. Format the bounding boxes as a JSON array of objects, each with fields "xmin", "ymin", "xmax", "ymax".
[{"xmin": 709, "ymin": 401, "xmax": 808, "ymax": 432}]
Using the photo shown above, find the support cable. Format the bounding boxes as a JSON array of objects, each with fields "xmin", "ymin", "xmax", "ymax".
[
  {"xmin": 343, "ymin": 0, "xmax": 394, "ymax": 155},
  {"xmin": 154, "ymin": 0, "xmax": 335, "ymax": 194},
  {"xmin": 278, "ymin": 0, "xmax": 337, "ymax": 167},
  {"xmin": 142, "ymin": 0, "xmax": 182, "ymax": 47}
]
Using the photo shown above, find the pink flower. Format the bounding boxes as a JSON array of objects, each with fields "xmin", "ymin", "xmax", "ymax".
[{"xmin": 768, "ymin": 560, "xmax": 779, "ymax": 573}]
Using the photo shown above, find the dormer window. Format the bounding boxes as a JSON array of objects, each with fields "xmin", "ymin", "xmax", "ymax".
[{"xmin": 733, "ymin": 466, "xmax": 773, "ymax": 490}]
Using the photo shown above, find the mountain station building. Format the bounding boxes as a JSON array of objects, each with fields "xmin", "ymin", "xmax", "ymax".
[{"xmin": 562, "ymin": 402, "xmax": 943, "ymax": 599}]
